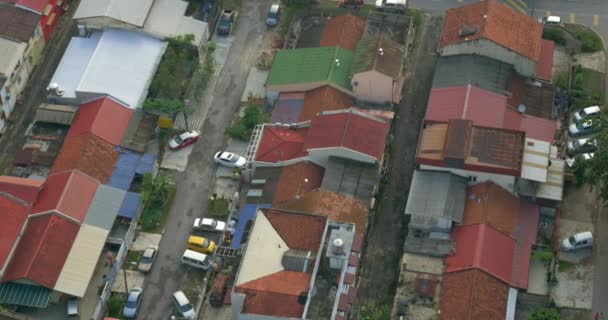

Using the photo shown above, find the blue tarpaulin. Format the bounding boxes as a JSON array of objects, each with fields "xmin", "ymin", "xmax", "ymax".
[
  {"xmin": 231, "ymin": 203, "xmax": 271, "ymax": 248},
  {"xmin": 109, "ymin": 148, "xmax": 157, "ymax": 191},
  {"xmin": 118, "ymin": 192, "xmax": 142, "ymax": 219}
]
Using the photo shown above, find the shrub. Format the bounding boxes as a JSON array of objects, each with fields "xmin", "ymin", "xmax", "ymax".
[
  {"xmin": 570, "ymin": 28, "xmax": 603, "ymax": 53},
  {"xmin": 542, "ymin": 29, "xmax": 566, "ymax": 46},
  {"xmin": 106, "ymin": 294, "xmax": 123, "ymax": 317},
  {"xmin": 530, "ymin": 307, "xmax": 560, "ymax": 320},
  {"xmin": 227, "ymin": 105, "xmax": 269, "ymax": 140},
  {"xmin": 208, "ymin": 197, "xmax": 230, "ymax": 218}
]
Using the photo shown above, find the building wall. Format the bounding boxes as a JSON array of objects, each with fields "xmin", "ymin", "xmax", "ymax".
[
  {"xmin": 24, "ymin": 24, "xmax": 45, "ymax": 72},
  {"xmin": 440, "ymin": 39, "xmax": 536, "ymax": 78},
  {"xmin": 308, "ymin": 147, "xmax": 377, "ymax": 167},
  {"xmin": 352, "ymin": 70, "xmax": 394, "ymax": 104},
  {"xmin": 419, "ymin": 164, "xmax": 516, "ymax": 192},
  {"xmin": 76, "ymin": 17, "xmax": 141, "ymax": 32}
]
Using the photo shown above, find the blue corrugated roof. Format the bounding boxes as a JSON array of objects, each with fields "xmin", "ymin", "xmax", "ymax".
[
  {"xmin": 109, "ymin": 148, "xmax": 156, "ymax": 190},
  {"xmin": 118, "ymin": 192, "xmax": 142, "ymax": 219},
  {"xmin": 136, "ymin": 153, "xmax": 156, "ymax": 174},
  {"xmin": 230, "ymin": 203, "xmax": 271, "ymax": 248}
]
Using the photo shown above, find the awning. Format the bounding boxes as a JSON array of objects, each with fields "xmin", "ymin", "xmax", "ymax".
[
  {"xmin": 34, "ymin": 103, "xmax": 78, "ymax": 125},
  {"xmin": 0, "ymin": 282, "xmax": 50, "ymax": 308}
]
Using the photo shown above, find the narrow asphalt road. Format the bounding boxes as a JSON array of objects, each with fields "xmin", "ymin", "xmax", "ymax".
[{"xmin": 137, "ymin": 1, "xmax": 270, "ymax": 319}]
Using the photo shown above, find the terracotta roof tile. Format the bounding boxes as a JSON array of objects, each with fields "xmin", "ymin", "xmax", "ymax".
[
  {"xmin": 51, "ymin": 132, "xmax": 119, "ymax": 184},
  {"xmin": 0, "ymin": 193, "xmax": 29, "ymax": 273},
  {"xmin": 2, "ymin": 214, "xmax": 79, "ymax": 288},
  {"xmin": 272, "ymin": 161, "xmax": 325, "ymax": 205},
  {"xmin": 298, "ymin": 86, "xmax": 353, "ymax": 122},
  {"xmin": 69, "ymin": 97, "xmax": 133, "ymax": 145},
  {"xmin": 320, "ymin": 14, "xmax": 365, "ymax": 51},
  {"xmin": 274, "ymin": 189, "xmax": 369, "ymax": 237},
  {"xmin": 0, "ymin": 176, "xmax": 43, "ymax": 203},
  {"xmin": 440, "ymin": 269, "xmax": 509, "ymax": 320},
  {"xmin": 348, "ymin": 254, "xmax": 360, "ymax": 267},
  {"xmin": 462, "ymin": 181, "xmax": 519, "ymax": 235},
  {"xmin": 235, "ymin": 270, "xmax": 311, "ymax": 318},
  {"xmin": 344, "ymin": 272, "xmax": 355, "ymax": 285},
  {"xmin": 255, "ymin": 126, "xmax": 308, "ymax": 163},
  {"xmin": 536, "ymin": 39, "xmax": 555, "ymax": 81},
  {"xmin": 263, "ymin": 209, "xmax": 326, "ymax": 251},
  {"xmin": 439, "ymin": 0, "xmax": 542, "ymax": 61},
  {"xmin": 338, "ymin": 293, "xmax": 349, "ymax": 311}
]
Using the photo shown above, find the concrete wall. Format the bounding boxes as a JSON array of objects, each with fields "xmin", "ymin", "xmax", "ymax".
[
  {"xmin": 419, "ymin": 164, "xmax": 516, "ymax": 192},
  {"xmin": 441, "ymin": 39, "xmax": 536, "ymax": 78},
  {"xmin": 352, "ymin": 70, "xmax": 393, "ymax": 104},
  {"xmin": 308, "ymin": 147, "xmax": 377, "ymax": 167},
  {"xmin": 76, "ymin": 17, "xmax": 140, "ymax": 32}
]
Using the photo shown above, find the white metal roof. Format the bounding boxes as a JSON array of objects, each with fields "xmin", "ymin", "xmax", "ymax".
[
  {"xmin": 0, "ymin": 38, "xmax": 26, "ymax": 77},
  {"xmin": 520, "ymin": 138, "xmax": 550, "ymax": 183},
  {"xmin": 49, "ymin": 29, "xmax": 167, "ymax": 108},
  {"xmin": 143, "ymin": 0, "xmax": 208, "ymax": 47},
  {"xmin": 235, "ymin": 210, "xmax": 288, "ymax": 286},
  {"xmin": 535, "ymin": 146, "xmax": 564, "ymax": 201},
  {"xmin": 73, "ymin": 0, "xmax": 154, "ymax": 27},
  {"xmin": 54, "ymin": 224, "xmax": 108, "ymax": 297}
]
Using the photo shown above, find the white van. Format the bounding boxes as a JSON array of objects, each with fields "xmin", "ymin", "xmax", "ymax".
[
  {"xmin": 541, "ymin": 16, "xmax": 561, "ymax": 26},
  {"xmin": 181, "ymin": 249, "xmax": 211, "ymax": 270},
  {"xmin": 562, "ymin": 231, "xmax": 593, "ymax": 251},
  {"xmin": 172, "ymin": 290, "xmax": 194, "ymax": 319},
  {"xmin": 375, "ymin": 0, "xmax": 407, "ymax": 13}
]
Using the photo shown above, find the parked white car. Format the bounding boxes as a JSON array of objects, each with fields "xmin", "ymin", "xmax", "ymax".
[
  {"xmin": 193, "ymin": 218, "xmax": 226, "ymax": 232},
  {"xmin": 173, "ymin": 290, "xmax": 195, "ymax": 318},
  {"xmin": 573, "ymin": 106, "xmax": 601, "ymax": 122},
  {"xmin": 562, "ymin": 231, "xmax": 593, "ymax": 251},
  {"xmin": 566, "ymin": 153, "xmax": 594, "ymax": 167},
  {"xmin": 214, "ymin": 151, "xmax": 247, "ymax": 168}
]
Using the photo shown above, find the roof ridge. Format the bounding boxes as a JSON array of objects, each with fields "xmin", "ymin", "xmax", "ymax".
[{"xmin": 340, "ymin": 111, "xmax": 353, "ymax": 147}]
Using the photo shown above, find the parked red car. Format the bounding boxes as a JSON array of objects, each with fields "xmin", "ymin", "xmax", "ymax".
[{"xmin": 168, "ymin": 131, "xmax": 200, "ymax": 150}]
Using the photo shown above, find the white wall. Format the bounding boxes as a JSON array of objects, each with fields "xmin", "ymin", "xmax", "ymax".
[
  {"xmin": 352, "ymin": 70, "xmax": 393, "ymax": 104},
  {"xmin": 419, "ymin": 164, "xmax": 516, "ymax": 192},
  {"xmin": 308, "ymin": 147, "xmax": 377, "ymax": 167}
]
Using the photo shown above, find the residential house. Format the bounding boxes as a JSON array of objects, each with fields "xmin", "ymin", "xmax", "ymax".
[
  {"xmin": 439, "ymin": 181, "xmax": 540, "ymax": 319},
  {"xmin": 320, "ymin": 13, "xmax": 365, "ymax": 51},
  {"xmin": 432, "ymin": 55, "xmax": 514, "ymax": 96},
  {"xmin": 438, "ymin": 0, "xmax": 542, "ymax": 78},
  {"xmin": 0, "ymin": 170, "xmax": 127, "ymax": 306},
  {"xmin": 0, "ymin": 4, "xmax": 44, "ymax": 134},
  {"xmin": 8, "ymin": 0, "xmax": 68, "ymax": 41},
  {"xmin": 271, "ymin": 86, "xmax": 354, "ymax": 124},
  {"xmin": 47, "ymin": 28, "xmax": 167, "ymax": 108},
  {"xmin": 351, "ymin": 35, "xmax": 405, "ymax": 104},
  {"xmin": 249, "ymin": 108, "xmax": 390, "ymax": 168},
  {"xmin": 73, "ymin": 0, "xmax": 209, "ymax": 48},
  {"xmin": 231, "ymin": 208, "xmax": 362, "ymax": 320},
  {"xmin": 403, "ymin": 170, "xmax": 467, "ymax": 256},
  {"xmin": 265, "ymin": 46, "xmax": 354, "ymax": 104}
]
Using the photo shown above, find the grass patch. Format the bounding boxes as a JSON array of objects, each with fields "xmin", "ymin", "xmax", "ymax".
[
  {"xmin": 566, "ymin": 24, "xmax": 604, "ymax": 53},
  {"xmin": 407, "ymin": 8, "xmax": 423, "ymax": 30},
  {"xmin": 558, "ymin": 259, "xmax": 576, "ymax": 271},
  {"xmin": 125, "ymin": 251, "xmax": 141, "ymax": 271},
  {"xmin": 208, "ymin": 197, "xmax": 230, "ymax": 219},
  {"xmin": 569, "ymin": 66, "xmax": 605, "ymax": 110}
]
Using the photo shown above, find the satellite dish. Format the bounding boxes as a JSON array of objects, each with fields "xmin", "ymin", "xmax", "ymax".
[{"xmin": 518, "ymin": 104, "xmax": 526, "ymax": 113}]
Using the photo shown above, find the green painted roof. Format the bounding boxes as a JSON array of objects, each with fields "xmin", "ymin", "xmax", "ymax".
[
  {"xmin": 0, "ymin": 282, "xmax": 50, "ymax": 308},
  {"xmin": 267, "ymin": 46, "xmax": 353, "ymax": 91}
]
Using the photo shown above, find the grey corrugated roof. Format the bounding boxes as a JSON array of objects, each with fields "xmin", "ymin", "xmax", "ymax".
[
  {"xmin": 84, "ymin": 185, "xmax": 126, "ymax": 230},
  {"xmin": 321, "ymin": 157, "xmax": 376, "ymax": 204},
  {"xmin": 405, "ymin": 170, "xmax": 467, "ymax": 223},
  {"xmin": 432, "ymin": 55, "xmax": 513, "ymax": 95},
  {"xmin": 34, "ymin": 103, "xmax": 78, "ymax": 125}
]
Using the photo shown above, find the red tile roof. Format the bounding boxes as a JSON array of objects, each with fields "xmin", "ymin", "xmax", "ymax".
[
  {"xmin": 0, "ymin": 193, "xmax": 29, "ymax": 274},
  {"xmin": 272, "ymin": 161, "xmax": 325, "ymax": 205},
  {"xmin": 274, "ymin": 189, "xmax": 369, "ymax": 237},
  {"xmin": 263, "ymin": 209, "xmax": 326, "ymax": 251},
  {"xmin": 440, "ymin": 269, "xmax": 509, "ymax": 320},
  {"xmin": 425, "ymin": 86, "xmax": 557, "ymax": 142},
  {"xmin": 2, "ymin": 214, "xmax": 79, "ymax": 288},
  {"xmin": 69, "ymin": 97, "xmax": 133, "ymax": 145},
  {"xmin": 32, "ymin": 170, "xmax": 99, "ymax": 222},
  {"xmin": 512, "ymin": 202, "xmax": 540, "ymax": 289},
  {"xmin": 298, "ymin": 86, "xmax": 354, "ymax": 122},
  {"xmin": 536, "ymin": 39, "xmax": 555, "ymax": 81},
  {"xmin": 255, "ymin": 126, "xmax": 308, "ymax": 163},
  {"xmin": 320, "ymin": 14, "xmax": 365, "ymax": 51},
  {"xmin": 235, "ymin": 271, "xmax": 311, "ymax": 318},
  {"xmin": 462, "ymin": 182, "xmax": 520, "ymax": 236},
  {"xmin": 0, "ymin": 176, "xmax": 43, "ymax": 203},
  {"xmin": 446, "ymin": 224, "xmax": 518, "ymax": 287},
  {"xmin": 51, "ymin": 132, "xmax": 119, "ymax": 184},
  {"xmin": 304, "ymin": 110, "xmax": 389, "ymax": 161},
  {"xmin": 439, "ymin": 0, "xmax": 542, "ymax": 61}
]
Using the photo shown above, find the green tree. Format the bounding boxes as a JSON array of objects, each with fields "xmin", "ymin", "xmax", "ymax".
[
  {"xmin": 529, "ymin": 307, "xmax": 560, "ymax": 320},
  {"xmin": 227, "ymin": 105, "xmax": 269, "ymax": 140},
  {"xmin": 361, "ymin": 304, "xmax": 391, "ymax": 320},
  {"xmin": 587, "ymin": 113, "xmax": 608, "ymax": 200},
  {"xmin": 142, "ymin": 98, "xmax": 185, "ymax": 116},
  {"xmin": 140, "ymin": 172, "xmax": 174, "ymax": 204}
]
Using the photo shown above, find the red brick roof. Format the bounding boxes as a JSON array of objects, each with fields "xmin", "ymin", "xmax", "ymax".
[
  {"xmin": 298, "ymin": 86, "xmax": 353, "ymax": 122},
  {"xmin": 263, "ymin": 209, "xmax": 326, "ymax": 251},
  {"xmin": 320, "ymin": 14, "xmax": 365, "ymax": 51},
  {"xmin": 2, "ymin": 214, "xmax": 79, "ymax": 288},
  {"xmin": 304, "ymin": 109, "xmax": 389, "ymax": 161},
  {"xmin": 51, "ymin": 132, "xmax": 119, "ymax": 184},
  {"xmin": 272, "ymin": 161, "xmax": 325, "ymax": 205},
  {"xmin": 439, "ymin": 0, "xmax": 542, "ymax": 61},
  {"xmin": 255, "ymin": 126, "xmax": 308, "ymax": 163},
  {"xmin": 32, "ymin": 170, "xmax": 99, "ymax": 222},
  {"xmin": 445, "ymin": 224, "xmax": 518, "ymax": 287},
  {"xmin": 0, "ymin": 193, "xmax": 29, "ymax": 274},
  {"xmin": 536, "ymin": 39, "xmax": 555, "ymax": 81},
  {"xmin": 440, "ymin": 269, "xmax": 509, "ymax": 320},
  {"xmin": 69, "ymin": 97, "xmax": 133, "ymax": 145},
  {"xmin": 462, "ymin": 182, "xmax": 520, "ymax": 236},
  {"xmin": 0, "ymin": 175, "xmax": 43, "ymax": 203},
  {"xmin": 235, "ymin": 271, "xmax": 311, "ymax": 318},
  {"xmin": 274, "ymin": 189, "xmax": 369, "ymax": 237}
]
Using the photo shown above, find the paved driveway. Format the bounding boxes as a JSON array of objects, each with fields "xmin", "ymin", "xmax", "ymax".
[{"xmin": 136, "ymin": 1, "xmax": 271, "ymax": 319}]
